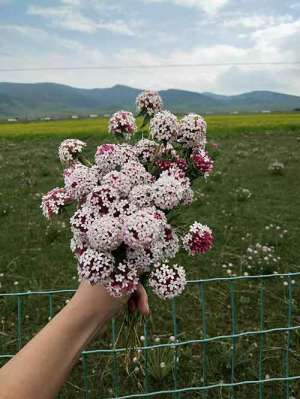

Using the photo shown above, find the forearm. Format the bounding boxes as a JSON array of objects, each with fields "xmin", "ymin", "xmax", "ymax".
[{"xmin": 0, "ymin": 282, "xmax": 120, "ymax": 399}]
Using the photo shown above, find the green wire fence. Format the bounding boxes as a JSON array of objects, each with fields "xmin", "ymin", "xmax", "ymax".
[{"xmin": 1, "ymin": 272, "xmax": 300, "ymax": 398}]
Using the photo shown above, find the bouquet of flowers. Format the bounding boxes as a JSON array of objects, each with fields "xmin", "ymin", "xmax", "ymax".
[{"xmin": 41, "ymin": 90, "xmax": 214, "ymax": 303}]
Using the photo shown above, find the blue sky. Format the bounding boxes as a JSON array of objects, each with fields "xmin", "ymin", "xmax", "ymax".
[{"xmin": 0, "ymin": 0, "xmax": 300, "ymax": 94}]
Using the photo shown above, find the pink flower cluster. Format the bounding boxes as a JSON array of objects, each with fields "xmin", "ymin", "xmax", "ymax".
[
  {"xmin": 41, "ymin": 90, "xmax": 215, "ymax": 300},
  {"xmin": 108, "ymin": 111, "xmax": 137, "ymax": 136},
  {"xmin": 136, "ymin": 90, "xmax": 163, "ymax": 116},
  {"xmin": 191, "ymin": 148, "xmax": 214, "ymax": 177},
  {"xmin": 183, "ymin": 222, "xmax": 214, "ymax": 256}
]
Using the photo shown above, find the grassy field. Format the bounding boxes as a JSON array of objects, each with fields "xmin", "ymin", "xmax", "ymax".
[{"xmin": 0, "ymin": 114, "xmax": 300, "ymax": 398}]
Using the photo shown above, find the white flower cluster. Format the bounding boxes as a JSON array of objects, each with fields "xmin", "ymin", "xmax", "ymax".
[
  {"xmin": 41, "ymin": 90, "xmax": 215, "ymax": 300},
  {"xmin": 58, "ymin": 139, "xmax": 86, "ymax": 164},
  {"xmin": 135, "ymin": 139, "xmax": 158, "ymax": 162},
  {"xmin": 41, "ymin": 187, "xmax": 71, "ymax": 219},
  {"xmin": 178, "ymin": 113, "xmax": 207, "ymax": 148},
  {"xmin": 64, "ymin": 163, "xmax": 98, "ymax": 200},
  {"xmin": 150, "ymin": 111, "xmax": 179, "ymax": 142},
  {"xmin": 268, "ymin": 160, "xmax": 284, "ymax": 175},
  {"xmin": 136, "ymin": 90, "xmax": 163, "ymax": 116},
  {"xmin": 108, "ymin": 110, "xmax": 137, "ymax": 136},
  {"xmin": 241, "ymin": 243, "xmax": 281, "ymax": 275},
  {"xmin": 149, "ymin": 263, "xmax": 186, "ymax": 299}
]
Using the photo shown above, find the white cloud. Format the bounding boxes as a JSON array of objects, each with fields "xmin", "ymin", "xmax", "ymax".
[
  {"xmin": 144, "ymin": 0, "xmax": 230, "ymax": 15},
  {"xmin": 251, "ymin": 20, "xmax": 300, "ymax": 46},
  {"xmin": 27, "ymin": 3, "xmax": 139, "ymax": 36},
  {"xmin": 223, "ymin": 14, "xmax": 293, "ymax": 29}
]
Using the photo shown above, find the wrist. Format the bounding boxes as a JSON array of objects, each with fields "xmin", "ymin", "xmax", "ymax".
[{"xmin": 70, "ymin": 280, "xmax": 126, "ymax": 326}]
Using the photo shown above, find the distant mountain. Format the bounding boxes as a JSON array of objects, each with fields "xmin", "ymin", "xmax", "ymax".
[{"xmin": 0, "ymin": 82, "xmax": 300, "ymax": 119}]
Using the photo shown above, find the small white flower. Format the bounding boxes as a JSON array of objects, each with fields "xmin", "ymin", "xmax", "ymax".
[{"xmin": 160, "ymin": 362, "xmax": 166, "ymax": 368}]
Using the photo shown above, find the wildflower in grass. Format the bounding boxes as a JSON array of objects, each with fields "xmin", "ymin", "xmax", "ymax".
[
  {"xmin": 108, "ymin": 110, "xmax": 137, "ymax": 136},
  {"xmin": 41, "ymin": 187, "xmax": 72, "ymax": 219},
  {"xmin": 104, "ymin": 261, "xmax": 139, "ymax": 297},
  {"xmin": 183, "ymin": 222, "xmax": 213, "ymax": 255},
  {"xmin": 58, "ymin": 139, "xmax": 86, "ymax": 165},
  {"xmin": 149, "ymin": 262, "xmax": 187, "ymax": 299},
  {"xmin": 268, "ymin": 160, "xmax": 284, "ymax": 175},
  {"xmin": 150, "ymin": 111, "xmax": 179, "ymax": 142},
  {"xmin": 178, "ymin": 113, "xmax": 207, "ymax": 148},
  {"xmin": 136, "ymin": 90, "xmax": 163, "ymax": 116},
  {"xmin": 235, "ymin": 187, "xmax": 252, "ymax": 201},
  {"xmin": 123, "ymin": 208, "xmax": 163, "ymax": 250},
  {"xmin": 78, "ymin": 248, "xmax": 114, "ymax": 284},
  {"xmin": 241, "ymin": 243, "xmax": 280, "ymax": 275},
  {"xmin": 191, "ymin": 148, "xmax": 214, "ymax": 177},
  {"xmin": 87, "ymin": 216, "xmax": 122, "ymax": 252}
]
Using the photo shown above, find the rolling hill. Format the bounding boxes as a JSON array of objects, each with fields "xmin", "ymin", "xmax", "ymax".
[{"xmin": 0, "ymin": 82, "xmax": 300, "ymax": 119}]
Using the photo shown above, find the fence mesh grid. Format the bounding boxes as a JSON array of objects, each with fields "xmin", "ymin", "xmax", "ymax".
[{"xmin": 1, "ymin": 272, "xmax": 300, "ymax": 398}]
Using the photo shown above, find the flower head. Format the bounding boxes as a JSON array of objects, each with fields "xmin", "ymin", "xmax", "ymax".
[
  {"xmin": 178, "ymin": 113, "xmax": 207, "ymax": 148},
  {"xmin": 149, "ymin": 263, "xmax": 187, "ymax": 299},
  {"xmin": 41, "ymin": 187, "xmax": 72, "ymax": 219},
  {"xmin": 191, "ymin": 148, "xmax": 214, "ymax": 176},
  {"xmin": 58, "ymin": 139, "xmax": 86, "ymax": 165},
  {"xmin": 150, "ymin": 111, "xmax": 179, "ymax": 142},
  {"xmin": 183, "ymin": 222, "xmax": 213, "ymax": 255},
  {"xmin": 108, "ymin": 111, "xmax": 137, "ymax": 136},
  {"xmin": 123, "ymin": 208, "xmax": 163, "ymax": 249},
  {"xmin": 152, "ymin": 225, "xmax": 180, "ymax": 261},
  {"xmin": 136, "ymin": 90, "xmax": 163, "ymax": 116},
  {"xmin": 121, "ymin": 160, "xmax": 154, "ymax": 186},
  {"xmin": 102, "ymin": 171, "xmax": 132, "ymax": 198},
  {"xmin": 70, "ymin": 205, "xmax": 95, "ymax": 236},
  {"xmin": 87, "ymin": 185, "xmax": 119, "ymax": 216},
  {"xmin": 87, "ymin": 216, "xmax": 122, "ymax": 252},
  {"xmin": 135, "ymin": 139, "xmax": 158, "ymax": 162},
  {"xmin": 129, "ymin": 184, "xmax": 153, "ymax": 208},
  {"xmin": 152, "ymin": 173, "xmax": 183, "ymax": 210},
  {"xmin": 78, "ymin": 248, "xmax": 114, "ymax": 284},
  {"xmin": 64, "ymin": 163, "xmax": 98, "ymax": 200},
  {"xmin": 104, "ymin": 261, "xmax": 139, "ymax": 297}
]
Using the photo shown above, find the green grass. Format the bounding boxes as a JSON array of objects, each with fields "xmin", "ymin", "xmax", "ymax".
[
  {"xmin": 1, "ymin": 112, "xmax": 300, "ymax": 138},
  {"xmin": 0, "ymin": 115, "xmax": 300, "ymax": 398}
]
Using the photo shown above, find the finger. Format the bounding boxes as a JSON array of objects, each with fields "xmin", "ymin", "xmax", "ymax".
[
  {"xmin": 136, "ymin": 285, "xmax": 150, "ymax": 316},
  {"xmin": 128, "ymin": 297, "xmax": 137, "ymax": 313}
]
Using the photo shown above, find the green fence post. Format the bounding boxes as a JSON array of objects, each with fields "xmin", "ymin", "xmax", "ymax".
[
  {"xmin": 284, "ymin": 276, "xmax": 292, "ymax": 398},
  {"xmin": 229, "ymin": 280, "xmax": 237, "ymax": 399},
  {"xmin": 16, "ymin": 295, "xmax": 23, "ymax": 351},
  {"xmin": 171, "ymin": 298, "xmax": 179, "ymax": 399},
  {"xmin": 111, "ymin": 318, "xmax": 120, "ymax": 398},
  {"xmin": 258, "ymin": 280, "xmax": 265, "ymax": 399},
  {"xmin": 198, "ymin": 281, "xmax": 208, "ymax": 398},
  {"xmin": 143, "ymin": 319, "xmax": 149, "ymax": 393},
  {"xmin": 82, "ymin": 353, "xmax": 90, "ymax": 399}
]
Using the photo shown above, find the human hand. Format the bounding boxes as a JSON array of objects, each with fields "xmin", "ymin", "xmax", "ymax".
[{"xmin": 73, "ymin": 281, "xmax": 149, "ymax": 325}]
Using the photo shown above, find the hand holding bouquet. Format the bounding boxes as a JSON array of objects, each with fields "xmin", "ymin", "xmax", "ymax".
[{"xmin": 41, "ymin": 90, "xmax": 214, "ymax": 303}]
